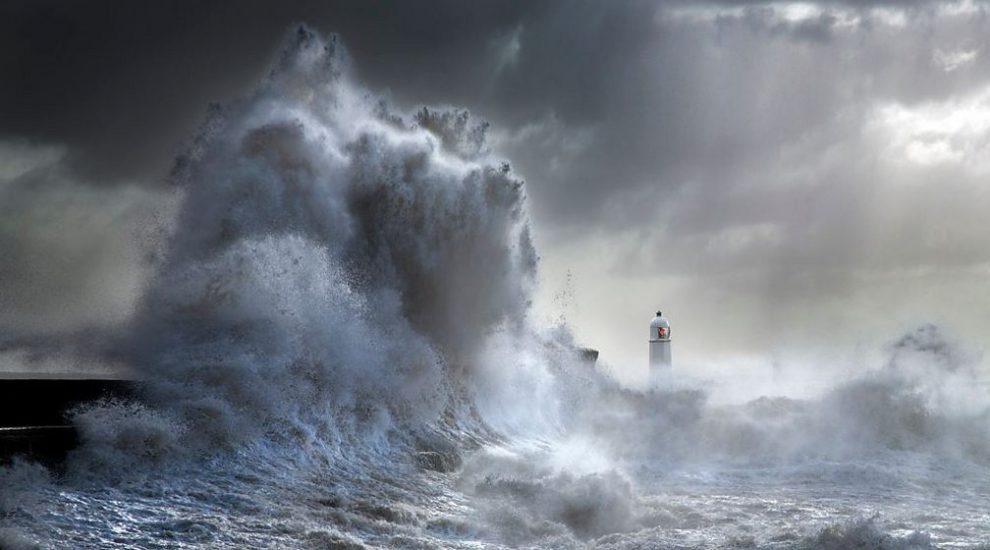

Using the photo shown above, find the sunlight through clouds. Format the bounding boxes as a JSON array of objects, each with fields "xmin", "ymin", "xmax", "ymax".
[{"xmin": 871, "ymin": 85, "xmax": 990, "ymax": 172}]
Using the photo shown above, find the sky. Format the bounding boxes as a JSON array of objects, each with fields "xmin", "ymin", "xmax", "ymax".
[{"xmin": 3, "ymin": 0, "xmax": 990, "ymax": 383}]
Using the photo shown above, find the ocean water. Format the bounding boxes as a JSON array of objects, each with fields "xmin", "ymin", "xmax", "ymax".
[{"xmin": 2, "ymin": 28, "xmax": 988, "ymax": 549}]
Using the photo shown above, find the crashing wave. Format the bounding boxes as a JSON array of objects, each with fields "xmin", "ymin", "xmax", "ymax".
[{"xmin": 58, "ymin": 26, "xmax": 574, "ymax": 475}]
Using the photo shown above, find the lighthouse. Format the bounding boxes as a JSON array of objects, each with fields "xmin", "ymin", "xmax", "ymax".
[{"xmin": 649, "ymin": 311, "xmax": 672, "ymax": 388}]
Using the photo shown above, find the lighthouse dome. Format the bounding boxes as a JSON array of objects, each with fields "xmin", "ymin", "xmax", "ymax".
[{"xmin": 650, "ymin": 311, "xmax": 671, "ymax": 341}]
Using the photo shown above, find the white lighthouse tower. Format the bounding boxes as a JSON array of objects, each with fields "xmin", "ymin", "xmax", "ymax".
[{"xmin": 649, "ymin": 311, "xmax": 672, "ymax": 389}]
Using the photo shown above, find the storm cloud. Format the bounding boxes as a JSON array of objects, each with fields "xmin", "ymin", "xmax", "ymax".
[{"xmin": 3, "ymin": 1, "xmax": 990, "ymax": 378}]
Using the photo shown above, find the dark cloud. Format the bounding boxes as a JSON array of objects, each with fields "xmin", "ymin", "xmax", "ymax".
[{"xmin": 0, "ymin": 0, "xmax": 530, "ymax": 182}]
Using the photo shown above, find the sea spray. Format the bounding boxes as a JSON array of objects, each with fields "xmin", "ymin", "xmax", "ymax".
[
  {"xmin": 84, "ymin": 26, "xmax": 553, "ymax": 471},
  {"xmin": 561, "ymin": 323, "xmax": 990, "ymax": 468},
  {"xmin": 0, "ymin": 29, "xmax": 581, "ymax": 548}
]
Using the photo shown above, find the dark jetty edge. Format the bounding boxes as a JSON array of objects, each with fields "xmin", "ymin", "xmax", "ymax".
[
  {"xmin": 0, "ymin": 375, "xmax": 135, "ymax": 466},
  {"xmin": 0, "ymin": 348, "xmax": 599, "ymax": 466}
]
